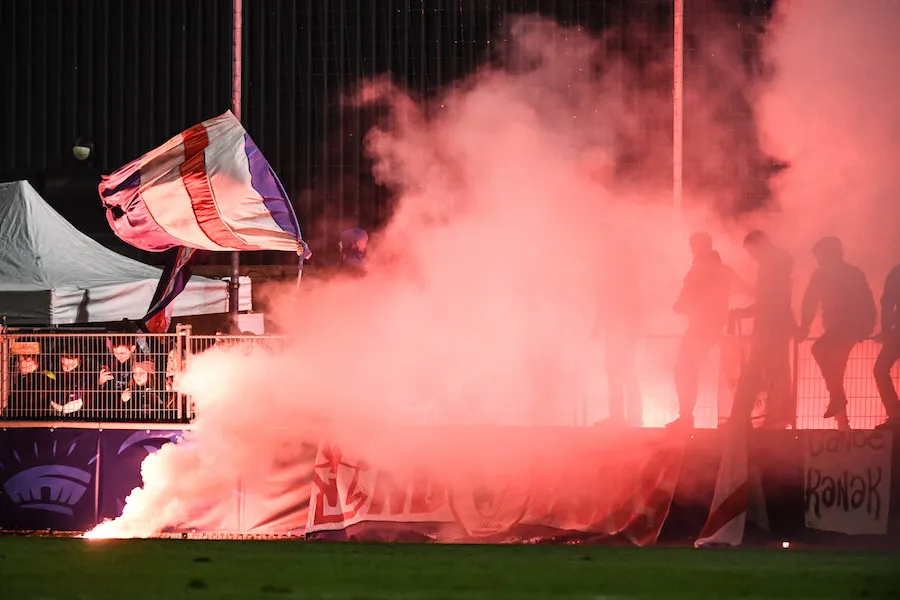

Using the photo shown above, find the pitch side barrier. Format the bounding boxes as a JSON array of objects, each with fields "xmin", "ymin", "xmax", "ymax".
[{"xmin": 0, "ymin": 329, "xmax": 896, "ymax": 428}]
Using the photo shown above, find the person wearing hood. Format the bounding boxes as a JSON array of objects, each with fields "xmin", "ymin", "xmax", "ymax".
[
  {"xmin": 340, "ymin": 228, "xmax": 368, "ymax": 275},
  {"xmin": 668, "ymin": 232, "xmax": 747, "ymax": 430},
  {"xmin": 726, "ymin": 230, "xmax": 796, "ymax": 428},
  {"xmin": 796, "ymin": 237, "xmax": 875, "ymax": 430}
]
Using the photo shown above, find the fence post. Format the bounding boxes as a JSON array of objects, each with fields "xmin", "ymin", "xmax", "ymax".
[
  {"xmin": 0, "ymin": 327, "xmax": 8, "ymax": 416},
  {"xmin": 176, "ymin": 324, "xmax": 192, "ymax": 421},
  {"xmin": 791, "ymin": 338, "xmax": 800, "ymax": 430}
]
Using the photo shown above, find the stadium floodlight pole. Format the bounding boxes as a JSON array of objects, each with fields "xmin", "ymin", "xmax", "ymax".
[
  {"xmin": 673, "ymin": 0, "xmax": 684, "ymax": 229},
  {"xmin": 229, "ymin": 0, "xmax": 243, "ymax": 321}
]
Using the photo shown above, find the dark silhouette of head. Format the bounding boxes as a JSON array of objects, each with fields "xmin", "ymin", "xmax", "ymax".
[
  {"xmin": 689, "ymin": 232, "xmax": 713, "ymax": 260},
  {"xmin": 742, "ymin": 230, "xmax": 771, "ymax": 263},
  {"xmin": 811, "ymin": 236, "xmax": 844, "ymax": 268}
]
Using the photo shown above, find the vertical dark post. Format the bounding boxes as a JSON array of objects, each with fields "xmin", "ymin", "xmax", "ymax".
[
  {"xmin": 229, "ymin": 0, "xmax": 243, "ymax": 320},
  {"xmin": 673, "ymin": 0, "xmax": 684, "ymax": 229}
]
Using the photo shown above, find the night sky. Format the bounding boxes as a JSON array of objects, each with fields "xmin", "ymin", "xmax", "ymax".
[{"xmin": 1, "ymin": 0, "xmax": 777, "ymax": 265}]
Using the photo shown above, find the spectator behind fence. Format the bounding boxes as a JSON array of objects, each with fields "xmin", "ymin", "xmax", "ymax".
[
  {"xmin": 726, "ymin": 231, "xmax": 796, "ymax": 429},
  {"xmin": 49, "ymin": 343, "xmax": 91, "ymax": 418},
  {"xmin": 796, "ymin": 237, "xmax": 876, "ymax": 430},
  {"xmin": 340, "ymin": 228, "xmax": 368, "ymax": 275},
  {"xmin": 121, "ymin": 361, "xmax": 168, "ymax": 420},
  {"xmin": 98, "ymin": 336, "xmax": 136, "ymax": 389},
  {"xmin": 10, "ymin": 353, "xmax": 55, "ymax": 419},
  {"xmin": 97, "ymin": 336, "xmax": 139, "ymax": 419},
  {"xmin": 874, "ymin": 264, "xmax": 900, "ymax": 430}
]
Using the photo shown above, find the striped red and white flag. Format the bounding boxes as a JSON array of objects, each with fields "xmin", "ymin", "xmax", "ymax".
[
  {"xmin": 99, "ymin": 111, "xmax": 305, "ymax": 254},
  {"xmin": 695, "ymin": 427, "xmax": 768, "ymax": 547}
]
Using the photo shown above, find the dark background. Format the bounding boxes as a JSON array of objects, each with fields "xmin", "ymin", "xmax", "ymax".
[{"xmin": 0, "ymin": 0, "xmax": 776, "ymax": 268}]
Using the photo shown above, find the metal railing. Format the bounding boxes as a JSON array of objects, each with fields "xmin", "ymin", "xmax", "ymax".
[
  {"xmin": 0, "ymin": 328, "xmax": 189, "ymax": 423},
  {"xmin": 794, "ymin": 339, "xmax": 893, "ymax": 430},
  {"xmin": 0, "ymin": 328, "xmax": 897, "ymax": 428}
]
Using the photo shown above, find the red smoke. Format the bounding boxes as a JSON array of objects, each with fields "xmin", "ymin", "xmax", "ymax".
[
  {"xmin": 757, "ymin": 0, "xmax": 900, "ymax": 307},
  {"xmin": 88, "ymin": 4, "xmax": 883, "ymax": 537}
]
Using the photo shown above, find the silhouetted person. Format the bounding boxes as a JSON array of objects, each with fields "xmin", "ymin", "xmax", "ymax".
[
  {"xmin": 874, "ymin": 264, "xmax": 900, "ymax": 430},
  {"xmin": 797, "ymin": 237, "xmax": 875, "ymax": 430},
  {"xmin": 340, "ymin": 228, "xmax": 368, "ymax": 275},
  {"xmin": 600, "ymin": 242, "xmax": 642, "ymax": 427},
  {"xmin": 726, "ymin": 231, "xmax": 795, "ymax": 429},
  {"xmin": 668, "ymin": 232, "xmax": 746, "ymax": 429}
]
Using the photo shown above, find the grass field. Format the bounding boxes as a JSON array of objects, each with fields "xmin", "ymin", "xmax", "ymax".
[{"xmin": 0, "ymin": 537, "xmax": 898, "ymax": 599}]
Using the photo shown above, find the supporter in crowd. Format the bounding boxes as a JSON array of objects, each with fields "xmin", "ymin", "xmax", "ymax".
[
  {"xmin": 340, "ymin": 228, "xmax": 368, "ymax": 275},
  {"xmin": 213, "ymin": 322, "xmax": 240, "ymax": 348},
  {"xmin": 120, "ymin": 361, "xmax": 167, "ymax": 420},
  {"xmin": 874, "ymin": 264, "xmax": 900, "ymax": 430},
  {"xmin": 97, "ymin": 336, "xmax": 138, "ymax": 418},
  {"xmin": 165, "ymin": 347, "xmax": 182, "ymax": 393},
  {"xmin": 796, "ymin": 237, "xmax": 876, "ymax": 430},
  {"xmin": 10, "ymin": 353, "xmax": 55, "ymax": 419},
  {"xmin": 49, "ymin": 342, "xmax": 91, "ymax": 418},
  {"xmin": 725, "ymin": 231, "xmax": 795, "ymax": 429},
  {"xmin": 668, "ymin": 232, "xmax": 748, "ymax": 430}
]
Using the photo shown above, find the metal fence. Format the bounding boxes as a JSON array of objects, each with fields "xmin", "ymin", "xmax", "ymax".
[
  {"xmin": 0, "ymin": 328, "xmax": 188, "ymax": 423},
  {"xmin": 1, "ymin": 328, "xmax": 897, "ymax": 428},
  {"xmin": 794, "ymin": 339, "xmax": 892, "ymax": 430}
]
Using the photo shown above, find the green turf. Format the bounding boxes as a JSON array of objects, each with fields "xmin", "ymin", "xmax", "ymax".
[{"xmin": 0, "ymin": 538, "xmax": 897, "ymax": 599}]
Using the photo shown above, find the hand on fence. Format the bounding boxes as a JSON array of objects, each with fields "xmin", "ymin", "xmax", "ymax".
[
  {"xmin": 121, "ymin": 389, "xmax": 132, "ymax": 403},
  {"xmin": 98, "ymin": 366, "xmax": 114, "ymax": 385}
]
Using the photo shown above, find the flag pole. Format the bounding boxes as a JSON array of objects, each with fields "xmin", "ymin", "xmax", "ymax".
[
  {"xmin": 229, "ymin": 0, "xmax": 243, "ymax": 322},
  {"xmin": 673, "ymin": 0, "xmax": 684, "ymax": 231}
]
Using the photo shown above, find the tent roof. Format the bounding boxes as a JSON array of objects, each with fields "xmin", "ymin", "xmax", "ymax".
[
  {"xmin": 0, "ymin": 180, "xmax": 162, "ymax": 291},
  {"xmin": 0, "ymin": 180, "xmax": 251, "ymax": 325}
]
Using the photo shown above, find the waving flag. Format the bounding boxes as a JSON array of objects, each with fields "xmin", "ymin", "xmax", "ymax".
[
  {"xmin": 99, "ymin": 111, "xmax": 303, "ymax": 253},
  {"xmin": 140, "ymin": 246, "xmax": 199, "ymax": 333}
]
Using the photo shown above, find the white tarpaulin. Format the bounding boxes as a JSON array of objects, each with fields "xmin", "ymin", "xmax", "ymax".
[
  {"xmin": 804, "ymin": 430, "xmax": 893, "ymax": 536},
  {"xmin": 0, "ymin": 180, "xmax": 251, "ymax": 325}
]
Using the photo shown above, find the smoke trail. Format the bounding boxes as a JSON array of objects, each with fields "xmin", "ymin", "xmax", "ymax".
[
  {"xmin": 85, "ymin": 13, "xmax": 761, "ymax": 539},
  {"xmin": 757, "ymin": 0, "xmax": 900, "ymax": 297}
]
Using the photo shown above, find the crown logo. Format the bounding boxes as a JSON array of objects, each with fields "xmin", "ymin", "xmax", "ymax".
[
  {"xmin": 0, "ymin": 438, "xmax": 97, "ymax": 516},
  {"xmin": 3, "ymin": 466, "xmax": 92, "ymax": 515}
]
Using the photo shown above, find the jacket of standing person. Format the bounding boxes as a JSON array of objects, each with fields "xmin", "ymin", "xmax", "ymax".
[
  {"xmin": 734, "ymin": 234, "xmax": 795, "ymax": 340},
  {"xmin": 797, "ymin": 238, "xmax": 876, "ymax": 342},
  {"xmin": 675, "ymin": 250, "xmax": 740, "ymax": 335}
]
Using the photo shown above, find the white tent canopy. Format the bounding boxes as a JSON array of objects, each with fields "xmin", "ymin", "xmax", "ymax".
[{"xmin": 0, "ymin": 180, "xmax": 251, "ymax": 325}]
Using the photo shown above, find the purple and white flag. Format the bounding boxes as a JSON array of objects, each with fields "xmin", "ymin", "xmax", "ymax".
[{"xmin": 99, "ymin": 111, "xmax": 303, "ymax": 253}]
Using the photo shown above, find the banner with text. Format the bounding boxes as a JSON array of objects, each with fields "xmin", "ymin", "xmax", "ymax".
[
  {"xmin": 804, "ymin": 430, "xmax": 893, "ymax": 535},
  {"xmin": 307, "ymin": 428, "xmax": 686, "ymax": 545}
]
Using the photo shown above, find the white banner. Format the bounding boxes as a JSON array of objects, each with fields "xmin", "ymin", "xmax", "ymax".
[
  {"xmin": 306, "ymin": 436, "xmax": 685, "ymax": 544},
  {"xmin": 804, "ymin": 430, "xmax": 893, "ymax": 535}
]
